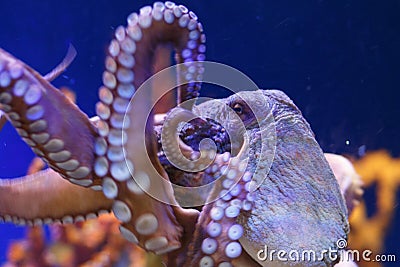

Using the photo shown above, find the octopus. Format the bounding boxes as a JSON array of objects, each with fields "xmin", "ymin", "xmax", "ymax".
[{"xmin": 0, "ymin": 2, "xmax": 349, "ymax": 266}]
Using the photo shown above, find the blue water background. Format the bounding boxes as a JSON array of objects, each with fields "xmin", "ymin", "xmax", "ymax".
[{"xmin": 0, "ymin": 0, "xmax": 398, "ymax": 265}]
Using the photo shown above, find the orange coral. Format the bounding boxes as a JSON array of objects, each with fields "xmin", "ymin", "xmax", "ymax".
[
  {"xmin": 2, "ymin": 86, "xmax": 165, "ymax": 267},
  {"xmin": 3, "ymin": 138, "xmax": 399, "ymax": 267},
  {"xmin": 2, "ymin": 213, "xmax": 161, "ymax": 267},
  {"xmin": 347, "ymin": 151, "xmax": 400, "ymax": 267}
]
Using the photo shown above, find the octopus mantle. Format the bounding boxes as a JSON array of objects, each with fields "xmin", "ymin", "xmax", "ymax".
[{"xmin": 0, "ymin": 2, "xmax": 348, "ymax": 266}]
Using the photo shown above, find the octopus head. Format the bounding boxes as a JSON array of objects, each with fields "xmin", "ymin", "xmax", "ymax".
[{"xmin": 192, "ymin": 89, "xmax": 349, "ymax": 266}]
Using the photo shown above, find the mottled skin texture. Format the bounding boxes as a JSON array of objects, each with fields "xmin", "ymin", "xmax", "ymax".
[
  {"xmin": 0, "ymin": 2, "xmax": 349, "ymax": 266},
  {"xmin": 183, "ymin": 89, "xmax": 349, "ymax": 266}
]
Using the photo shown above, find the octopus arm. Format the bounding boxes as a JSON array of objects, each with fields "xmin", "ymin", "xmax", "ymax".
[
  {"xmin": 0, "ymin": 48, "xmax": 102, "ymax": 187},
  {"xmin": 184, "ymin": 154, "xmax": 259, "ymax": 266},
  {"xmin": 43, "ymin": 44, "xmax": 77, "ymax": 82},
  {"xmin": 0, "ymin": 168, "xmax": 112, "ymax": 225},
  {"xmin": 92, "ymin": 2, "xmax": 206, "ymax": 256}
]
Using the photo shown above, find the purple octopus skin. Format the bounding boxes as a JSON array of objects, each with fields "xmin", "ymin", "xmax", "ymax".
[
  {"xmin": 0, "ymin": 1, "xmax": 349, "ymax": 266},
  {"xmin": 178, "ymin": 117, "xmax": 231, "ymax": 153},
  {"xmin": 179, "ymin": 89, "xmax": 349, "ymax": 266},
  {"xmin": 156, "ymin": 117, "xmax": 231, "ymax": 187},
  {"xmin": 0, "ymin": 1, "xmax": 206, "ymax": 262}
]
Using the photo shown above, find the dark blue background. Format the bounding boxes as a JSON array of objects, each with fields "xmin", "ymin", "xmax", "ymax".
[{"xmin": 0, "ymin": 0, "xmax": 398, "ymax": 266}]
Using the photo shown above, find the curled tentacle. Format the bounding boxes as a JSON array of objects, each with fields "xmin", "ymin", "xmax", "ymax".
[
  {"xmin": 0, "ymin": 3, "xmax": 350, "ymax": 266},
  {"xmin": 184, "ymin": 153, "xmax": 257, "ymax": 266},
  {"xmin": 0, "ymin": 169, "xmax": 112, "ymax": 226},
  {"xmin": 156, "ymin": 113, "xmax": 231, "ymax": 189},
  {"xmin": 93, "ymin": 2, "xmax": 205, "ymax": 254},
  {"xmin": 0, "ymin": 48, "xmax": 102, "ymax": 188},
  {"xmin": 161, "ymin": 107, "xmax": 217, "ymax": 174},
  {"xmin": 43, "ymin": 44, "xmax": 77, "ymax": 82},
  {"xmin": 190, "ymin": 90, "xmax": 349, "ymax": 266}
]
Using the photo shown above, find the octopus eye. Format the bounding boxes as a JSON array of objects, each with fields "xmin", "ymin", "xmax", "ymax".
[
  {"xmin": 229, "ymin": 100, "xmax": 256, "ymax": 127},
  {"xmin": 232, "ymin": 103, "xmax": 243, "ymax": 114}
]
